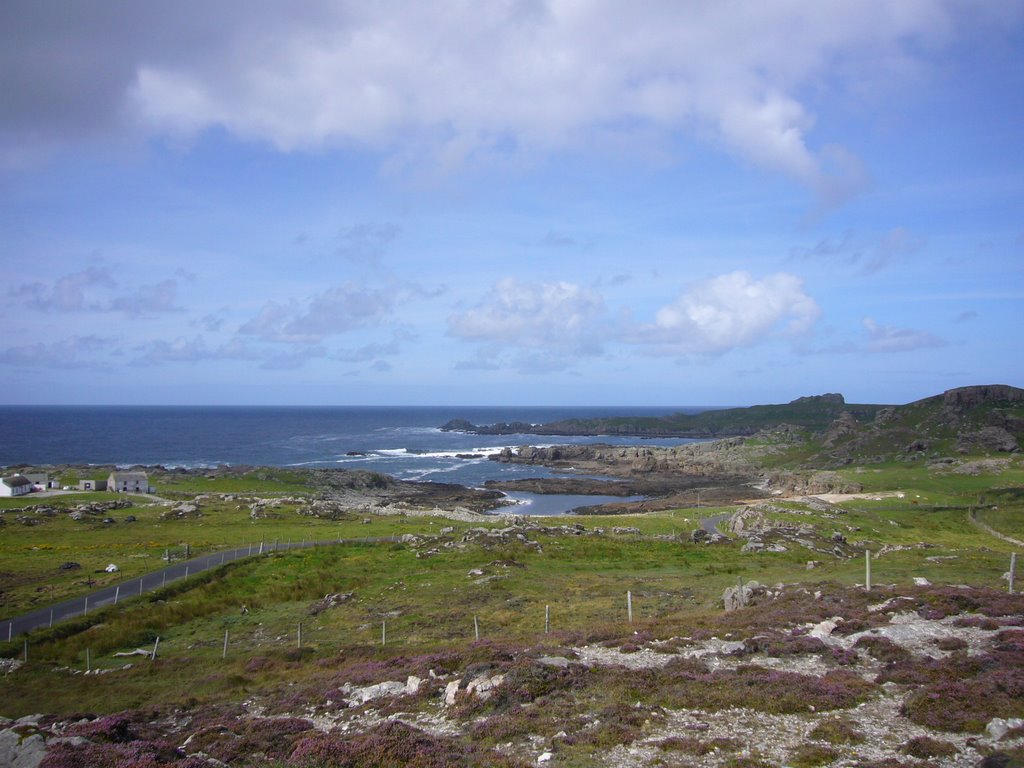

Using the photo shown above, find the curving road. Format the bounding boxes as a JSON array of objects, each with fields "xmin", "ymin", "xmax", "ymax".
[{"xmin": 3, "ymin": 537, "xmax": 398, "ymax": 641}]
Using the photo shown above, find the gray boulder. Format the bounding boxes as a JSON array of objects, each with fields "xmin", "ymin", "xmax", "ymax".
[
  {"xmin": 722, "ymin": 580, "xmax": 763, "ymax": 611},
  {"xmin": 0, "ymin": 726, "xmax": 46, "ymax": 768}
]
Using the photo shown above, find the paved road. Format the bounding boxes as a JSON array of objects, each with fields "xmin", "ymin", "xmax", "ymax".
[{"xmin": 3, "ymin": 537, "xmax": 397, "ymax": 641}]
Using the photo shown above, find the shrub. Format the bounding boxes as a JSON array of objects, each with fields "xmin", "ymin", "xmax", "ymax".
[
  {"xmin": 901, "ymin": 639, "xmax": 1024, "ymax": 732},
  {"xmin": 652, "ymin": 660, "xmax": 876, "ymax": 714},
  {"xmin": 953, "ymin": 616, "xmax": 1001, "ymax": 630},
  {"xmin": 876, "ymin": 651, "xmax": 983, "ymax": 686},
  {"xmin": 809, "ymin": 718, "xmax": 863, "ymax": 744},
  {"xmin": 40, "ymin": 739, "xmax": 182, "ymax": 768},
  {"xmin": 933, "ymin": 637, "xmax": 968, "ymax": 651},
  {"xmin": 790, "ymin": 743, "xmax": 839, "ymax": 768},
  {"xmin": 736, "ymin": 633, "xmax": 828, "ymax": 657},
  {"xmin": 288, "ymin": 720, "xmax": 522, "ymax": 768},
  {"xmin": 189, "ymin": 717, "xmax": 315, "ymax": 763},
  {"xmin": 64, "ymin": 711, "xmax": 162, "ymax": 744},
  {"xmin": 995, "ymin": 630, "xmax": 1024, "ymax": 652},
  {"xmin": 560, "ymin": 703, "xmax": 649, "ymax": 749},
  {"xmin": 900, "ymin": 736, "xmax": 957, "ymax": 758},
  {"xmin": 902, "ymin": 667, "xmax": 1024, "ymax": 731},
  {"xmin": 854, "ymin": 635, "xmax": 911, "ymax": 665}
]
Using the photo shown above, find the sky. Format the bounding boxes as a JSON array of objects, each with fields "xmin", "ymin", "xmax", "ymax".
[{"xmin": 1, "ymin": 1, "xmax": 1022, "ymax": 407}]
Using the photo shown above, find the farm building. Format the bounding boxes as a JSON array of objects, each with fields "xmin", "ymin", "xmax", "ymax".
[{"xmin": 23, "ymin": 473, "xmax": 58, "ymax": 489}]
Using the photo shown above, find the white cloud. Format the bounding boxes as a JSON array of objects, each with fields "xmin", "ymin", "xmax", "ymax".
[
  {"xmin": 129, "ymin": 336, "xmax": 258, "ymax": 366},
  {"xmin": 0, "ymin": 335, "xmax": 114, "ymax": 369},
  {"xmin": 448, "ymin": 278, "xmax": 605, "ymax": 356},
  {"xmin": 19, "ymin": 267, "xmax": 111, "ymax": 312},
  {"xmin": 16, "ymin": 269, "xmax": 185, "ymax": 316},
  {"xmin": 791, "ymin": 227, "xmax": 924, "ymax": 275},
  {"xmin": 863, "ymin": 317, "xmax": 947, "ymax": 353},
  {"xmin": 336, "ymin": 222, "xmax": 401, "ymax": 264},
  {"xmin": 287, "ymin": 283, "xmax": 394, "ymax": 338},
  {"xmin": 261, "ymin": 345, "xmax": 327, "ymax": 371},
  {"xmin": 633, "ymin": 271, "xmax": 820, "ymax": 354},
  {"xmin": 81, "ymin": 1, "xmax": 1004, "ymax": 198},
  {"xmin": 239, "ymin": 281, "xmax": 396, "ymax": 343},
  {"xmin": 109, "ymin": 279, "xmax": 182, "ymax": 317}
]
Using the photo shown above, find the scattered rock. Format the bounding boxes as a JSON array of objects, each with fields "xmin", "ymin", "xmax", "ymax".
[
  {"xmin": 161, "ymin": 503, "xmax": 201, "ymax": 520},
  {"xmin": 342, "ymin": 675, "xmax": 422, "ymax": 706},
  {"xmin": 308, "ymin": 592, "xmax": 354, "ymax": 616},
  {"xmin": 986, "ymin": 717, "xmax": 1024, "ymax": 741}
]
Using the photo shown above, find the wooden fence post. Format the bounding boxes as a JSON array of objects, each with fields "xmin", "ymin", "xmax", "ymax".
[
  {"xmin": 545, "ymin": 605, "xmax": 550, "ymax": 634},
  {"xmin": 298, "ymin": 622, "xmax": 303, "ymax": 649},
  {"xmin": 627, "ymin": 591, "xmax": 633, "ymax": 623},
  {"xmin": 86, "ymin": 648, "xmax": 91, "ymax": 673},
  {"xmin": 865, "ymin": 550, "xmax": 872, "ymax": 592},
  {"xmin": 84, "ymin": 596, "xmax": 89, "ymax": 616},
  {"xmin": 151, "ymin": 637, "xmax": 160, "ymax": 661},
  {"xmin": 114, "ymin": 586, "xmax": 120, "ymax": 605},
  {"xmin": 223, "ymin": 630, "xmax": 229, "ymax": 659},
  {"xmin": 1010, "ymin": 553, "xmax": 1018, "ymax": 594},
  {"xmin": 381, "ymin": 621, "xmax": 387, "ymax": 646},
  {"xmin": 474, "ymin": 615, "xmax": 480, "ymax": 642}
]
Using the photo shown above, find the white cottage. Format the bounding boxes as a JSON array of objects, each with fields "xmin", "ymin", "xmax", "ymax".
[
  {"xmin": 0, "ymin": 475, "xmax": 33, "ymax": 497},
  {"xmin": 107, "ymin": 471, "xmax": 152, "ymax": 494}
]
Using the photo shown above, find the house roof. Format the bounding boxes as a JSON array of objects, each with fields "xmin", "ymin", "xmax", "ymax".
[
  {"xmin": 109, "ymin": 471, "xmax": 149, "ymax": 481},
  {"xmin": 2, "ymin": 475, "xmax": 32, "ymax": 488}
]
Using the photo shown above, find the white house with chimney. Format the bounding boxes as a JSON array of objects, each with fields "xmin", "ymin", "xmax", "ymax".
[{"xmin": 107, "ymin": 471, "xmax": 152, "ymax": 494}]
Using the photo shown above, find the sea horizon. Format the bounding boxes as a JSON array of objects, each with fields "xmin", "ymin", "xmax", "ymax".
[{"xmin": 0, "ymin": 405, "xmax": 713, "ymax": 515}]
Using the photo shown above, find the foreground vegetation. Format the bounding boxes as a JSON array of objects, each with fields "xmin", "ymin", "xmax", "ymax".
[{"xmin": 0, "ymin": 455, "xmax": 1021, "ymax": 766}]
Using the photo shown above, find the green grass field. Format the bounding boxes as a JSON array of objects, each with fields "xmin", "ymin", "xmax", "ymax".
[{"xmin": 0, "ymin": 458, "xmax": 1020, "ymax": 720}]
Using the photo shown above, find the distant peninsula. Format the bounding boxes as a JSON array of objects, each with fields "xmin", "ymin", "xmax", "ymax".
[{"xmin": 441, "ymin": 393, "xmax": 888, "ymax": 438}]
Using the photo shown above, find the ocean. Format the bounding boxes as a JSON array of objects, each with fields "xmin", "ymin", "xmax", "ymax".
[{"xmin": 0, "ymin": 405, "xmax": 712, "ymax": 514}]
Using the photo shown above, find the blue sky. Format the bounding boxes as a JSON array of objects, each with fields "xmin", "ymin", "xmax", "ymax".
[{"xmin": 1, "ymin": 1, "xmax": 1022, "ymax": 406}]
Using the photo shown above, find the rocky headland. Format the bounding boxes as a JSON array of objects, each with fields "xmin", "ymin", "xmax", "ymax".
[{"xmin": 469, "ymin": 385, "xmax": 1024, "ymax": 513}]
